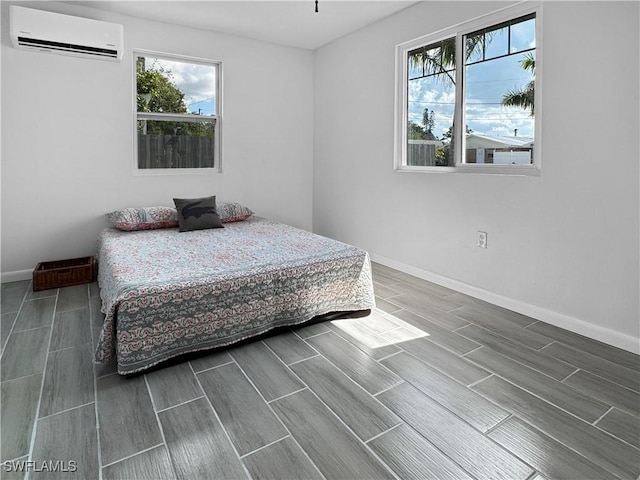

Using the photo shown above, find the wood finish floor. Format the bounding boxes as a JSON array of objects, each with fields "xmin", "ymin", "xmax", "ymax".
[{"xmin": 1, "ymin": 262, "xmax": 639, "ymax": 479}]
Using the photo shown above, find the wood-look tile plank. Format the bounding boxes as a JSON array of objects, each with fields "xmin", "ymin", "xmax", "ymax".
[
  {"xmin": 96, "ymin": 374, "xmax": 163, "ymax": 466},
  {"xmin": 1, "ymin": 326, "xmax": 50, "ymax": 382},
  {"xmin": 473, "ymin": 375, "xmax": 640, "ymax": 479},
  {"xmin": 189, "ymin": 350, "xmax": 233, "ymax": 373},
  {"xmin": 372, "ymin": 282, "xmax": 401, "ymax": 299},
  {"xmin": 385, "ymin": 286, "xmax": 462, "ymax": 315},
  {"xmin": 457, "ymin": 324, "xmax": 576, "ymax": 380},
  {"xmin": 374, "ymin": 297, "xmax": 403, "ymax": 314},
  {"xmin": 271, "ymin": 389, "xmax": 394, "ymax": 479},
  {"xmin": 197, "ymin": 363, "xmax": 287, "ymax": 456},
  {"xmin": 466, "ymin": 347, "xmax": 610, "ymax": 423},
  {"xmin": 596, "ymin": 408, "xmax": 640, "ymax": 449},
  {"xmin": 290, "ymin": 355, "xmax": 400, "ymax": 441},
  {"xmin": 295, "ymin": 322, "xmax": 331, "ymax": 339},
  {"xmin": 380, "ymin": 326, "xmax": 433, "ymax": 348},
  {"xmin": 39, "ymin": 343, "xmax": 94, "ymax": 418},
  {"xmin": 354, "ymin": 310, "xmax": 403, "ymax": 335},
  {"xmin": 49, "ymin": 308, "xmax": 91, "ymax": 351},
  {"xmin": 145, "ymin": 362, "xmax": 202, "ymax": 411},
  {"xmin": 381, "ymin": 351, "xmax": 508, "ymax": 432},
  {"xmin": 383, "ymin": 271, "xmax": 457, "ymax": 297},
  {"xmin": 385, "ymin": 309, "xmax": 479, "ymax": 355},
  {"xmin": 94, "ymin": 358, "xmax": 118, "ymax": 378},
  {"xmin": 305, "ymin": 331, "xmax": 402, "ymax": 395},
  {"xmin": 89, "ymin": 282, "xmax": 100, "ymax": 298},
  {"xmin": 1, "ymin": 456, "xmax": 28, "ymax": 480},
  {"xmin": 371, "ymin": 272, "xmax": 400, "ymax": 288},
  {"xmin": 527, "ymin": 321, "xmax": 640, "ymax": 371},
  {"xmin": 451, "ymin": 306, "xmax": 553, "ymax": 349},
  {"xmin": 371, "ymin": 263, "xmax": 403, "ymax": 286},
  {"xmin": 1, "ymin": 282, "xmax": 29, "ymax": 314},
  {"xmin": 31, "ymin": 404, "xmax": 98, "ymax": 480},
  {"xmin": 563, "ymin": 369, "xmax": 640, "ymax": 417},
  {"xmin": 541, "ymin": 342, "xmax": 640, "ymax": 392},
  {"xmin": 393, "ymin": 336, "xmax": 490, "ymax": 386},
  {"xmin": 263, "ymin": 331, "xmax": 318, "ymax": 365},
  {"xmin": 446, "ymin": 293, "xmax": 537, "ymax": 327},
  {"xmin": 102, "ymin": 446, "xmax": 176, "ymax": 480},
  {"xmin": 12, "ymin": 298, "xmax": 56, "ymax": 332},
  {"xmin": 389, "ymin": 304, "xmax": 469, "ymax": 331},
  {"xmin": 229, "ymin": 341, "xmax": 304, "ymax": 401},
  {"xmin": 326, "ymin": 318, "xmax": 402, "ymax": 361},
  {"xmin": 159, "ymin": 397, "xmax": 248, "ymax": 479},
  {"xmin": 1, "ymin": 373, "xmax": 42, "ymax": 461},
  {"xmin": 242, "ymin": 437, "xmax": 323, "ymax": 480},
  {"xmin": 368, "ymin": 423, "xmax": 473, "ymax": 480},
  {"xmin": 25, "ymin": 287, "xmax": 58, "ymax": 300},
  {"xmin": 56, "ymin": 285, "xmax": 88, "ymax": 312},
  {"xmin": 371, "ymin": 262, "xmax": 403, "ymax": 277},
  {"xmin": 1, "ymin": 312, "xmax": 17, "ymax": 350},
  {"xmin": 1, "ymin": 280, "xmax": 30, "ymax": 292},
  {"xmin": 377, "ymin": 382, "xmax": 534, "ymax": 480},
  {"xmin": 488, "ymin": 416, "xmax": 616, "ymax": 480}
]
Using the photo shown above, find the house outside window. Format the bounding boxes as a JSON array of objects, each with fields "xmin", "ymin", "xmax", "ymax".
[
  {"xmin": 395, "ymin": 3, "xmax": 541, "ymax": 174},
  {"xmin": 134, "ymin": 51, "xmax": 222, "ymax": 173}
]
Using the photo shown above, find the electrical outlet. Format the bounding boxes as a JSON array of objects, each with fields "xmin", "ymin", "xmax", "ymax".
[{"xmin": 478, "ymin": 231, "xmax": 487, "ymax": 248}]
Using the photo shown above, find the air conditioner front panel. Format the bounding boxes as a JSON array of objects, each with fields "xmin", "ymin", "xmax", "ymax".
[
  {"xmin": 16, "ymin": 37, "xmax": 119, "ymax": 58},
  {"xmin": 10, "ymin": 6, "xmax": 123, "ymax": 61}
]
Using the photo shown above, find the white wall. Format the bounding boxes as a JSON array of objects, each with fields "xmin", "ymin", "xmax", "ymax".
[
  {"xmin": 1, "ymin": 1, "xmax": 314, "ymax": 277},
  {"xmin": 314, "ymin": 1, "xmax": 640, "ymax": 351}
]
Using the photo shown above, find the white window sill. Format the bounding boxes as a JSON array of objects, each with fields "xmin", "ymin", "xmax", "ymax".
[{"xmin": 395, "ymin": 164, "xmax": 541, "ymax": 177}]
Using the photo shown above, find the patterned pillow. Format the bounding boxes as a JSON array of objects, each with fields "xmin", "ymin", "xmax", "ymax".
[
  {"xmin": 107, "ymin": 206, "xmax": 178, "ymax": 231},
  {"xmin": 173, "ymin": 196, "xmax": 224, "ymax": 232},
  {"xmin": 217, "ymin": 202, "xmax": 254, "ymax": 223}
]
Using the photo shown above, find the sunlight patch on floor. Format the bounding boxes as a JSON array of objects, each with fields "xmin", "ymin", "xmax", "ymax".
[{"xmin": 330, "ymin": 308, "xmax": 429, "ymax": 348}]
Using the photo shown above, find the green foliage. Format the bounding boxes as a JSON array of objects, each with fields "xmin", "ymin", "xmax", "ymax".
[
  {"xmin": 501, "ymin": 52, "xmax": 535, "ymax": 116},
  {"xmin": 408, "ymin": 33, "xmax": 490, "ymax": 85},
  {"xmin": 442, "ymin": 124, "xmax": 472, "ymax": 139},
  {"xmin": 136, "ymin": 57, "xmax": 213, "ymax": 137},
  {"xmin": 408, "ymin": 108, "xmax": 437, "ymax": 140}
]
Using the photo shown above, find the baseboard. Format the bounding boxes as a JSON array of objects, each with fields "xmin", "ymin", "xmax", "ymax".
[
  {"xmin": 370, "ymin": 253, "xmax": 640, "ymax": 355},
  {"xmin": 1, "ymin": 269, "xmax": 33, "ymax": 284}
]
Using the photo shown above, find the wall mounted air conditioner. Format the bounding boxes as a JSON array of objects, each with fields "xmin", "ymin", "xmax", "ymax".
[{"xmin": 10, "ymin": 6, "xmax": 123, "ymax": 61}]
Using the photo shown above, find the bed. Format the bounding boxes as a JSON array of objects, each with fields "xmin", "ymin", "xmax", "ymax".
[{"xmin": 94, "ymin": 215, "xmax": 375, "ymax": 375}]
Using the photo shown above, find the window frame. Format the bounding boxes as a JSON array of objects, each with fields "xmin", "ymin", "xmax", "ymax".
[
  {"xmin": 394, "ymin": 2, "xmax": 542, "ymax": 175},
  {"xmin": 133, "ymin": 49, "xmax": 223, "ymax": 175}
]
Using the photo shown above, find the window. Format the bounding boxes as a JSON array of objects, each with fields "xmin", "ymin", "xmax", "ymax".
[
  {"xmin": 134, "ymin": 51, "xmax": 221, "ymax": 173},
  {"xmin": 395, "ymin": 4, "xmax": 540, "ymax": 174}
]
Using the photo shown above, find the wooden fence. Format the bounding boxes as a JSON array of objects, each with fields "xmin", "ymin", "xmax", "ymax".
[
  {"xmin": 138, "ymin": 134, "xmax": 215, "ymax": 169},
  {"xmin": 407, "ymin": 142, "xmax": 437, "ymax": 166}
]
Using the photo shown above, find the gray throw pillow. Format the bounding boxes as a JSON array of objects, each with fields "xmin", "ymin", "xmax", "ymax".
[{"xmin": 173, "ymin": 196, "xmax": 224, "ymax": 232}]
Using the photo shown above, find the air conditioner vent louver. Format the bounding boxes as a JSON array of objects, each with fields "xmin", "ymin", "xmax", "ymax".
[
  {"xmin": 17, "ymin": 37, "xmax": 119, "ymax": 58},
  {"xmin": 10, "ymin": 6, "xmax": 123, "ymax": 62}
]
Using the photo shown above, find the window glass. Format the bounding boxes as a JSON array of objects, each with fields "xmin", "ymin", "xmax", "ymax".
[
  {"xmin": 463, "ymin": 15, "xmax": 536, "ymax": 165},
  {"xmin": 407, "ymin": 38, "xmax": 456, "ymax": 167},
  {"xmin": 135, "ymin": 53, "xmax": 220, "ymax": 171},
  {"xmin": 396, "ymin": 7, "xmax": 538, "ymax": 173}
]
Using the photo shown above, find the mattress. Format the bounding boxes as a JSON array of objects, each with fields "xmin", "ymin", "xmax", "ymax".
[{"xmin": 94, "ymin": 216, "xmax": 375, "ymax": 374}]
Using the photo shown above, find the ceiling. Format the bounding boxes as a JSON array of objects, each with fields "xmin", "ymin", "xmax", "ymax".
[{"xmin": 68, "ymin": 1, "xmax": 419, "ymax": 50}]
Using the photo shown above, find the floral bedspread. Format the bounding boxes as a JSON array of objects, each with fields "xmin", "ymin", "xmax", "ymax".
[{"xmin": 95, "ymin": 217, "xmax": 375, "ymax": 374}]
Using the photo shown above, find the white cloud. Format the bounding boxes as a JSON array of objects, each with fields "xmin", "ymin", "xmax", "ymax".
[{"xmin": 147, "ymin": 57, "xmax": 216, "ymax": 107}]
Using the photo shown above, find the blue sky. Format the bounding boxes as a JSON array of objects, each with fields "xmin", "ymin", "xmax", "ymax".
[
  {"xmin": 408, "ymin": 51, "xmax": 535, "ymax": 139},
  {"xmin": 408, "ymin": 16, "xmax": 535, "ymax": 139},
  {"xmin": 145, "ymin": 57, "xmax": 217, "ymax": 116}
]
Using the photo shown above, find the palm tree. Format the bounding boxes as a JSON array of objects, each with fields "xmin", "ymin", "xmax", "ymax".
[
  {"xmin": 501, "ymin": 52, "xmax": 535, "ymax": 116},
  {"xmin": 408, "ymin": 35, "xmax": 490, "ymax": 84}
]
